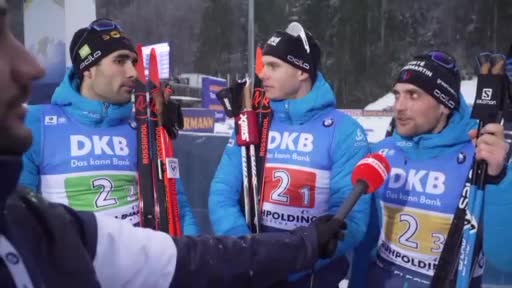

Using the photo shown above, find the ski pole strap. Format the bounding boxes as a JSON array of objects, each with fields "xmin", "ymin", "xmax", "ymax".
[
  {"xmin": 471, "ymin": 74, "xmax": 505, "ymax": 123},
  {"xmin": 235, "ymin": 110, "xmax": 260, "ymax": 146},
  {"xmin": 471, "ymin": 55, "xmax": 507, "ymax": 189},
  {"xmin": 215, "ymin": 81, "xmax": 245, "ymax": 118}
]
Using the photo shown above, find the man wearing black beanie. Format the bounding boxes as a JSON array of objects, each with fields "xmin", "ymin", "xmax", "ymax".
[
  {"xmin": 209, "ymin": 22, "xmax": 371, "ymax": 287},
  {"xmin": 350, "ymin": 50, "xmax": 512, "ymax": 288},
  {"xmin": 19, "ymin": 18, "xmax": 199, "ymax": 235}
]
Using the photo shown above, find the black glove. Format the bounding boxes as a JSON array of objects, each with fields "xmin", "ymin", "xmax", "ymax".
[
  {"xmin": 311, "ymin": 214, "xmax": 347, "ymax": 259},
  {"xmin": 215, "ymin": 80, "xmax": 245, "ymax": 118},
  {"xmin": 159, "ymin": 83, "xmax": 184, "ymax": 139}
]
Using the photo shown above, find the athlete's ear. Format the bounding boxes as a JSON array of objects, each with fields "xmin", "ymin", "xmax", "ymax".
[
  {"xmin": 440, "ymin": 105, "xmax": 450, "ymax": 117},
  {"xmin": 82, "ymin": 66, "xmax": 97, "ymax": 80},
  {"xmin": 83, "ymin": 69, "xmax": 92, "ymax": 80},
  {"xmin": 297, "ymin": 70, "xmax": 308, "ymax": 81}
]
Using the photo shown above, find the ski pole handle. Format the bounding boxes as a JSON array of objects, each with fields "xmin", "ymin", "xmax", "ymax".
[{"xmin": 235, "ymin": 80, "xmax": 260, "ymax": 146}]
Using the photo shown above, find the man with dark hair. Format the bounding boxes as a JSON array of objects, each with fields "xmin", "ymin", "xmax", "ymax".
[
  {"xmin": 18, "ymin": 18, "xmax": 199, "ymax": 233},
  {"xmin": 351, "ymin": 51, "xmax": 512, "ymax": 288}
]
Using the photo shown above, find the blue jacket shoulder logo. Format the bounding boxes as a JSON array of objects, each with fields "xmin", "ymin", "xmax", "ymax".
[{"xmin": 322, "ymin": 118, "xmax": 334, "ymax": 127}]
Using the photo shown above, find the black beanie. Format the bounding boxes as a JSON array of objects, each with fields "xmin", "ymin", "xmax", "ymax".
[
  {"xmin": 69, "ymin": 18, "xmax": 136, "ymax": 75},
  {"xmin": 395, "ymin": 51, "xmax": 461, "ymax": 111},
  {"xmin": 262, "ymin": 22, "xmax": 321, "ymax": 83}
]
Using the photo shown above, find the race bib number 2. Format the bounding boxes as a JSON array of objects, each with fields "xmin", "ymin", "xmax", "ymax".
[
  {"xmin": 262, "ymin": 166, "xmax": 316, "ymax": 208},
  {"xmin": 382, "ymin": 204, "xmax": 451, "ymax": 255},
  {"xmin": 64, "ymin": 174, "xmax": 137, "ymax": 211}
]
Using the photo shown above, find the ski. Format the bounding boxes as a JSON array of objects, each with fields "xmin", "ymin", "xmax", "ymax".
[
  {"xmin": 146, "ymin": 48, "xmax": 169, "ymax": 234},
  {"xmin": 251, "ymin": 47, "xmax": 272, "ymax": 217},
  {"xmin": 134, "ymin": 44, "xmax": 156, "ymax": 229},
  {"xmin": 148, "ymin": 48, "xmax": 181, "ymax": 236}
]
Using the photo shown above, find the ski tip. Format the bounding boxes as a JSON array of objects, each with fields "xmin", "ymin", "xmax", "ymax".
[
  {"xmin": 149, "ymin": 48, "xmax": 160, "ymax": 88},
  {"xmin": 255, "ymin": 46, "xmax": 264, "ymax": 77},
  {"xmin": 135, "ymin": 44, "xmax": 146, "ymax": 84}
]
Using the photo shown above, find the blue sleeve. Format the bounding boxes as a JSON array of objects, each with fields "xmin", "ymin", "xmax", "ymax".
[
  {"xmin": 208, "ymin": 132, "xmax": 250, "ymax": 236},
  {"xmin": 177, "ymin": 178, "xmax": 200, "ymax": 236},
  {"xmin": 483, "ymin": 163, "xmax": 512, "ymax": 272},
  {"xmin": 19, "ymin": 105, "xmax": 44, "ymax": 193}
]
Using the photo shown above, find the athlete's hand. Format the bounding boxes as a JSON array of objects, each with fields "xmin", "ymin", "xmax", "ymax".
[{"xmin": 469, "ymin": 123, "xmax": 510, "ymax": 177}]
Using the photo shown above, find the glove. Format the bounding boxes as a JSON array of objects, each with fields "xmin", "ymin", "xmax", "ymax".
[
  {"xmin": 311, "ymin": 214, "xmax": 347, "ymax": 259},
  {"xmin": 215, "ymin": 80, "xmax": 245, "ymax": 118}
]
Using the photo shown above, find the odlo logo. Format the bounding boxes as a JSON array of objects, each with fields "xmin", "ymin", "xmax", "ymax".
[
  {"xmin": 287, "ymin": 55, "xmax": 310, "ymax": 70},
  {"xmin": 80, "ymin": 51, "xmax": 102, "ymax": 70},
  {"xmin": 433, "ymin": 89, "xmax": 456, "ymax": 109}
]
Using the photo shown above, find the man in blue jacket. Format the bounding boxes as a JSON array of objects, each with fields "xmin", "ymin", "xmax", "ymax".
[
  {"xmin": 209, "ymin": 22, "xmax": 371, "ymax": 287},
  {"xmin": 19, "ymin": 19, "xmax": 198, "ymax": 234},
  {"xmin": 350, "ymin": 51, "xmax": 512, "ymax": 288},
  {"xmin": 0, "ymin": 3, "xmax": 349, "ymax": 287}
]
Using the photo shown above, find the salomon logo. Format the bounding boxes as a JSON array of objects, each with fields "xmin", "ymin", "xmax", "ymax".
[
  {"xmin": 482, "ymin": 88, "xmax": 492, "ymax": 100},
  {"xmin": 476, "ymin": 88, "xmax": 497, "ymax": 105}
]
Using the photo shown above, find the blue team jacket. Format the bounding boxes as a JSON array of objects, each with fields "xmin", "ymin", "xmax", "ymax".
[
  {"xmin": 209, "ymin": 73, "xmax": 371, "ymax": 281},
  {"xmin": 350, "ymin": 96, "xmax": 512, "ymax": 287},
  {"xmin": 20, "ymin": 68, "xmax": 199, "ymax": 235}
]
